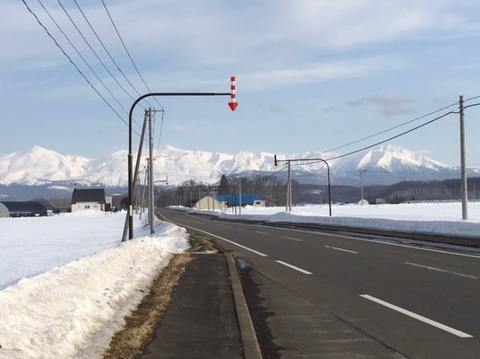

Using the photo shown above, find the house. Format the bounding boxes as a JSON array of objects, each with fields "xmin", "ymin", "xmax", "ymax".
[
  {"xmin": 195, "ymin": 195, "xmax": 226, "ymax": 211},
  {"xmin": 216, "ymin": 194, "xmax": 266, "ymax": 208},
  {"xmin": 0, "ymin": 201, "xmax": 48, "ymax": 217},
  {"xmin": 71, "ymin": 188, "xmax": 107, "ymax": 212}
]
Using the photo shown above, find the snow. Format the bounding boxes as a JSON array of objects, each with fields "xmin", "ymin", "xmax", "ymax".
[
  {"xmin": 0, "ymin": 211, "xmax": 190, "ymax": 359},
  {"xmin": 1, "ymin": 202, "xmax": 480, "ymax": 358},
  {"xmin": 1, "ymin": 144, "xmax": 472, "ymax": 188},
  {"xmin": 209, "ymin": 201, "xmax": 480, "ymax": 239}
]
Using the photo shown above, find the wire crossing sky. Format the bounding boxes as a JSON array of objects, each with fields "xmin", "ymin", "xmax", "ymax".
[{"xmin": 2, "ymin": 0, "xmax": 480, "ymax": 167}]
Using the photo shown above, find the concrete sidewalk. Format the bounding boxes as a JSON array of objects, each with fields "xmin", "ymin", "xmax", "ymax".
[{"xmin": 141, "ymin": 253, "xmax": 259, "ymax": 359}]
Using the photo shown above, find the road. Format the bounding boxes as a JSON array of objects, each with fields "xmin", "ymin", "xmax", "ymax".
[{"xmin": 158, "ymin": 208, "xmax": 480, "ymax": 358}]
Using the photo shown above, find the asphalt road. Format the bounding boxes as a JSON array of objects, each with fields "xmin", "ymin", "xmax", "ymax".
[{"xmin": 158, "ymin": 208, "xmax": 480, "ymax": 358}]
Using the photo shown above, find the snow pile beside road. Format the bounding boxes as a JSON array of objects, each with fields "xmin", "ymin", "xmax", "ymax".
[
  {"xmin": 211, "ymin": 202, "xmax": 480, "ymax": 238},
  {"xmin": 0, "ymin": 212, "xmax": 190, "ymax": 359}
]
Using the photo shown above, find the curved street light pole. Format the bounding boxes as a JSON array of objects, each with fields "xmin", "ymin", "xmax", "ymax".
[
  {"xmin": 124, "ymin": 92, "xmax": 232, "ymax": 241},
  {"xmin": 274, "ymin": 156, "xmax": 332, "ymax": 217}
]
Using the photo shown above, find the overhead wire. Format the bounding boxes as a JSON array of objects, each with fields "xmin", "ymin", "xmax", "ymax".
[
  {"xmin": 35, "ymin": 0, "xmax": 128, "ymax": 116},
  {"xmin": 155, "ymin": 110, "xmax": 165, "ymax": 155},
  {"xmin": 20, "ymin": 0, "xmax": 138, "ymax": 134},
  {"xmin": 55, "ymin": 0, "xmax": 140, "ymax": 104},
  {"xmin": 314, "ymin": 101, "xmax": 459, "ymax": 157},
  {"xmin": 325, "ymin": 109, "xmax": 460, "ymax": 162},
  {"xmin": 306, "ymin": 99, "xmax": 480, "ymax": 163},
  {"xmin": 101, "ymin": 0, "xmax": 164, "ymax": 111},
  {"xmin": 72, "ymin": 0, "xmax": 147, "ymax": 102}
]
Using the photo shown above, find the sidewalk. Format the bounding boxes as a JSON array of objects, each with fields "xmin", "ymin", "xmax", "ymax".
[{"xmin": 140, "ymin": 253, "xmax": 251, "ymax": 359}]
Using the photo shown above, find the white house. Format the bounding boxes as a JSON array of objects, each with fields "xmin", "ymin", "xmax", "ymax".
[{"xmin": 71, "ymin": 188, "xmax": 107, "ymax": 212}]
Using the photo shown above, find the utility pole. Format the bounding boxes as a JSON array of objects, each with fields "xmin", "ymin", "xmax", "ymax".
[
  {"xmin": 239, "ymin": 176, "xmax": 242, "ymax": 215},
  {"xmin": 286, "ymin": 160, "xmax": 292, "ymax": 212},
  {"xmin": 148, "ymin": 108, "xmax": 155, "ymax": 234},
  {"xmin": 459, "ymin": 95, "xmax": 468, "ymax": 220},
  {"xmin": 359, "ymin": 169, "xmax": 365, "ymax": 205}
]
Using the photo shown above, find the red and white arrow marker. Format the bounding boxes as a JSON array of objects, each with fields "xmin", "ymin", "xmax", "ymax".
[{"xmin": 228, "ymin": 76, "xmax": 238, "ymax": 111}]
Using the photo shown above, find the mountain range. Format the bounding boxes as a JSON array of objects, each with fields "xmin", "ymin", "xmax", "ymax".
[{"xmin": 0, "ymin": 144, "xmax": 477, "ymax": 199}]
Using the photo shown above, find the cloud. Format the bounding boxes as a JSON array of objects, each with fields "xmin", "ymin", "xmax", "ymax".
[
  {"xmin": 323, "ymin": 106, "xmax": 342, "ymax": 114},
  {"xmin": 240, "ymin": 56, "xmax": 392, "ymax": 91},
  {"xmin": 348, "ymin": 94, "xmax": 416, "ymax": 117}
]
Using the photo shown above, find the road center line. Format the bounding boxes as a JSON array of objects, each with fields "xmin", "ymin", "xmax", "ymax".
[
  {"xmin": 281, "ymin": 236, "xmax": 302, "ymax": 242},
  {"xmin": 404, "ymin": 261, "xmax": 478, "ymax": 279},
  {"xmin": 325, "ymin": 245, "xmax": 358, "ymax": 254},
  {"xmin": 256, "ymin": 231, "xmax": 268, "ymax": 235},
  {"xmin": 276, "ymin": 260, "xmax": 312, "ymax": 275},
  {"xmin": 360, "ymin": 294, "xmax": 473, "ymax": 338}
]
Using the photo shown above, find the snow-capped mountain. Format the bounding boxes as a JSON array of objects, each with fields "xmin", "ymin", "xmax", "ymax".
[
  {"xmin": 0, "ymin": 144, "xmax": 473, "ymax": 191},
  {"xmin": 332, "ymin": 144, "xmax": 465, "ymax": 185}
]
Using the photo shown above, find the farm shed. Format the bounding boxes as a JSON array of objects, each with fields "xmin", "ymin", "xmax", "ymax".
[{"xmin": 0, "ymin": 201, "xmax": 48, "ymax": 217}]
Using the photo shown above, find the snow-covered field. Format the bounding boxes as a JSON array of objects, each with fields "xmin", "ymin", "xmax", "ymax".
[
  {"xmin": 0, "ymin": 211, "xmax": 190, "ymax": 359},
  {"xmin": 1, "ymin": 202, "xmax": 480, "ymax": 358},
  {"xmin": 217, "ymin": 201, "xmax": 480, "ymax": 239}
]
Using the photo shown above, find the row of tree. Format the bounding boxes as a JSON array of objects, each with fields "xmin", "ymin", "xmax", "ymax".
[
  {"xmin": 153, "ymin": 175, "xmax": 480, "ymax": 208},
  {"xmin": 155, "ymin": 174, "xmax": 295, "ymax": 208}
]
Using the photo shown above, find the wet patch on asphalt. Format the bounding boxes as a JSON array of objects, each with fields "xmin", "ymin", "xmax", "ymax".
[{"xmin": 236, "ymin": 256, "xmax": 284, "ymax": 359}]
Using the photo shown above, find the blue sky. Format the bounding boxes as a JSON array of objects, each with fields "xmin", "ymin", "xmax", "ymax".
[{"xmin": 1, "ymin": 0, "xmax": 480, "ymax": 166}]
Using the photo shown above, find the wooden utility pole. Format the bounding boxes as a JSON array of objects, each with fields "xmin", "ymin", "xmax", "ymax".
[{"xmin": 459, "ymin": 95, "xmax": 468, "ymax": 220}]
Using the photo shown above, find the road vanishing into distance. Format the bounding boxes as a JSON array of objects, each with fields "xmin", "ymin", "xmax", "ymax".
[{"xmin": 158, "ymin": 208, "xmax": 480, "ymax": 358}]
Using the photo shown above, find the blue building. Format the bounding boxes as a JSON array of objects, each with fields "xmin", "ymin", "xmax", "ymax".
[{"xmin": 215, "ymin": 194, "xmax": 266, "ymax": 207}]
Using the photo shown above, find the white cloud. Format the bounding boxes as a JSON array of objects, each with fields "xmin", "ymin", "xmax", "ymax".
[{"xmin": 241, "ymin": 56, "xmax": 393, "ymax": 91}]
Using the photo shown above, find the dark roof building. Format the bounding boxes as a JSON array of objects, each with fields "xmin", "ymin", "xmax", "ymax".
[
  {"xmin": 71, "ymin": 188, "xmax": 106, "ymax": 212},
  {"xmin": 0, "ymin": 201, "xmax": 48, "ymax": 217}
]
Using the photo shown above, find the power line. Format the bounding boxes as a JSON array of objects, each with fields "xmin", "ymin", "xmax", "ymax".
[
  {"xmin": 315, "ymin": 101, "xmax": 459, "ymax": 157},
  {"xmin": 155, "ymin": 110, "xmax": 165, "ymax": 155},
  {"xmin": 101, "ymin": 0, "xmax": 164, "ymax": 110},
  {"xmin": 56, "ymin": 0, "xmax": 138, "ymax": 104},
  {"xmin": 72, "ymin": 0, "xmax": 145, "ymax": 100},
  {"xmin": 36, "ymin": 0, "xmax": 128, "ymax": 116},
  {"xmin": 325, "ymin": 110, "xmax": 458, "ymax": 161},
  {"xmin": 21, "ymin": 0, "xmax": 133, "ymax": 131},
  {"xmin": 315, "ymin": 99, "xmax": 480, "ymax": 163}
]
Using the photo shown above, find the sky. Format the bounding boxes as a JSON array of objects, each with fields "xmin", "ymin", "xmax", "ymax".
[
  {"xmin": 1, "ymin": 204, "xmax": 480, "ymax": 357},
  {"xmin": 1, "ymin": 0, "xmax": 480, "ymax": 166}
]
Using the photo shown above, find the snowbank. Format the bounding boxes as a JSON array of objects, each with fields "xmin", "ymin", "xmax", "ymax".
[
  {"xmin": 0, "ymin": 212, "xmax": 190, "ymax": 359},
  {"xmin": 200, "ymin": 201, "xmax": 480, "ymax": 239}
]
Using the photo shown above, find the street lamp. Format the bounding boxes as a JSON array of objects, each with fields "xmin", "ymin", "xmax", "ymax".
[
  {"xmin": 123, "ymin": 78, "xmax": 238, "ymax": 241},
  {"xmin": 274, "ymin": 155, "xmax": 332, "ymax": 216}
]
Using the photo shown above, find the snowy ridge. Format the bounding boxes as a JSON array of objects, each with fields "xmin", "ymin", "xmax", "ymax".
[{"xmin": 0, "ymin": 144, "xmax": 471, "ymax": 187}]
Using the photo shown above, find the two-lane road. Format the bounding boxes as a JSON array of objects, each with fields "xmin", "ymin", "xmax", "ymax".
[{"xmin": 159, "ymin": 208, "xmax": 480, "ymax": 358}]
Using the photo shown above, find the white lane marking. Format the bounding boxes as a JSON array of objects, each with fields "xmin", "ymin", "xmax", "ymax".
[
  {"xmin": 172, "ymin": 222, "xmax": 268, "ymax": 257},
  {"xmin": 279, "ymin": 226, "xmax": 480, "ymax": 259},
  {"xmin": 281, "ymin": 236, "xmax": 302, "ymax": 242},
  {"xmin": 404, "ymin": 262, "xmax": 479, "ymax": 279},
  {"xmin": 360, "ymin": 294, "xmax": 473, "ymax": 338},
  {"xmin": 325, "ymin": 245, "xmax": 358, "ymax": 254},
  {"xmin": 276, "ymin": 260, "xmax": 312, "ymax": 275},
  {"xmin": 256, "ymin": 231, "xmax": 268, "ymax": 235}
]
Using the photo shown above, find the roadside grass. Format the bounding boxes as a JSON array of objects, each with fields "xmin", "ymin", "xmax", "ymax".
[
  {"xmin": 187, "ymin": 232, "xmax": 218, "ymax": 253},
  {"xmin": 103, "ymin": 232, "xmax": 219, "ymax": 358}
]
